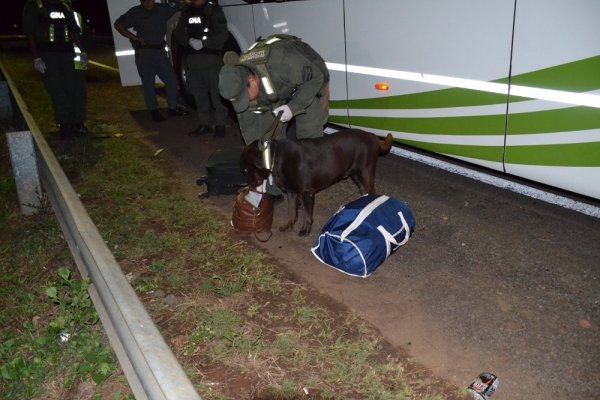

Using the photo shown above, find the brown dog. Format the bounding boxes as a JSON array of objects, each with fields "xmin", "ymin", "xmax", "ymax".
[{"xmin": 241, "ymin": 129, "xmax": 393, "ymax": 236}]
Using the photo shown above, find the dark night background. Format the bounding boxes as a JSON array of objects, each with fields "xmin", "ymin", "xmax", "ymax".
[{"xmin": 4, "ymin": 0, "xmax": 113, "ymax": 37}]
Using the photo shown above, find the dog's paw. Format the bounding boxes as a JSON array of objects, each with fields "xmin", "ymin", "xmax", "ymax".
[
  {"xmin": 279, "ymin": 223, "xmax": 293, "ymax": 232},
  {"xmin": 298, "ymin": 227, "xmax": 311, "ymax": 237}
]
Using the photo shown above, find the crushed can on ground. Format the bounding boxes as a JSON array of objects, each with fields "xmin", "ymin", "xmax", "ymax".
[{"xmin": 467, "ymin": 372, "xmax": 499, "ymax": 400}]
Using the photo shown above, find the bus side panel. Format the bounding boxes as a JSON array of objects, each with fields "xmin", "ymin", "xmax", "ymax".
[
  {"xmin": 340, "ymin": 0, "xmax": 515, "ymax": 172},
  {"xmin": 250, "ymin": 0, "xmax": 348, "ymax": 124},
  {"xmin": 505, "ymin": 0, "xmax": 600, "ymax": 199},
  {"xmin": 219, "ymin": 4, "xmax": 256, "ymax": 53},
  {"xmin": 107, "ymin": 0, "xmax": 144, "ymax": 86}
]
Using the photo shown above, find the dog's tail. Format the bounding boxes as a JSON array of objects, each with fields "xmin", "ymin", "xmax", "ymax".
[{"xmin": 378, "ymin": 133, "xmax": 394, "ymax": 156}]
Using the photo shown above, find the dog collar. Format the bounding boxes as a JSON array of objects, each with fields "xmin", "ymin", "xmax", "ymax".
[{"xmin": 258, "ymin": 138, "xmax": 273, "ymax": 172}]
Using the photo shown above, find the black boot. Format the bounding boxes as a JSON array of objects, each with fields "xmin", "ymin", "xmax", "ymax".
[
  {"xmin": 188, "ymin": 125, "xmax": 213, "ymax": 136},
  {"xmin": 151, "ymin": 110, "xmax": 165, "ymax": 122},
  {"xmin": 59, "ymin": 123, "xmax": 74, "ymax": 139},
  {"xmin": 168, "ymin": 107, "xmax": 189, "ymax": 117},
  {"xmin": 74, "ymin": 123, "xmax": 89, "ymax": 135},
  {"xmin": 214, "ymin": 125, "xmax": 226, "ymax": 137}
]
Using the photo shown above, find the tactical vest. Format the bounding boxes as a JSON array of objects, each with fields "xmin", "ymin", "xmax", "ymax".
[
  {"xmin": 184, "ymin": 4, "xmax": 215, "ymax": 54},
  {"xmin": 239, "ymin": 34, "xmax": 329, "ymax": 103},
  {"xmin": 34, "ymin": 0, "xmax": 74, "ymax": 49},
  {"xmin": 72, "ymin": 12, "xmax": 86, "ymax": 70}
]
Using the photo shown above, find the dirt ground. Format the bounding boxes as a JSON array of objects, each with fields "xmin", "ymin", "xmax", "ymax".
[
  {"xmin": 135, "ymin": 110, "xmax": 600, "ymax": 400},
  {"xmin": 3, "ymin": 37, "xmax": 595, "ymax": 399}
]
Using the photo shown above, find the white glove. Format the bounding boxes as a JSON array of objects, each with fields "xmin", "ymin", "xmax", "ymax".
[
  {"xmin": 80, "ymin": 52, "xmax": 88, "ymax": 69},
  {"xmin": 273, "ymin": 104, "xmax": 293, "ymax": 122},
  {"xmin": 189, "ymin": 38, "xmax": 203, "ymax": 51},
  {"xmin": 33, "ymin": 58, "xmax": 46, "ymax": 74}
]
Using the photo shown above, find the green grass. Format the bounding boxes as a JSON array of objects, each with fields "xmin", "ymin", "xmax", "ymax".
[
  {"xmin": 273, "ymin": 334, "xmax": 294, "ymax": 358},
  {"xmin": 271, "ymin": 379, "xmax": 297, "ymax": 399},
  {"xmin": 0, "ymin": 51, "xmax": 133, "ymax": 399},
  {"xmin": 0, "ymin": 49, "xmax": 470, "ymax": 400},
  {"xmin": 0, "ymin": 268, "xmax": 117, "ymax": 399}
]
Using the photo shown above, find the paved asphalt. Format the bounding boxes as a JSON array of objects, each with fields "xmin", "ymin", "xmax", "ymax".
[{"xmin": 132, "ymin": 105, "xmax": 600, "ymax": 400}]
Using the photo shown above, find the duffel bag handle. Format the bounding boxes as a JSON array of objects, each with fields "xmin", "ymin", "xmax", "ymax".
[
  {"xmin": 376, "ymin": 212, "xmax": 412, "ymax": 257},
  {"xmin": 341, "ymin": 195, "xmax": 390, "ymax": 241}
]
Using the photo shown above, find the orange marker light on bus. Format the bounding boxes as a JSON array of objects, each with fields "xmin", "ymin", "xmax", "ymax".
[{"xmin": 375, "ymin": 82, "xmax": 390, "ymax": 91}]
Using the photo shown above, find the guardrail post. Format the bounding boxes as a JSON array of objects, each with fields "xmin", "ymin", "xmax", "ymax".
[
  {"xmin": 0, "ymin": 81, "xmax": 14, "ymax": 120},
  {"xmin": 6, "ymin": 130, "xmax": 41, "ymax": 215}
]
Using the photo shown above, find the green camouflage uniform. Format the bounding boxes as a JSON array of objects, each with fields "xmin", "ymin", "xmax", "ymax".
[
  {"xmin": 236, "ymin": 35, "xmax": 330, "ymax": 144},
  {"xmin": 174, "ymin": 2, "xmax": 229, "ymax": 127}
]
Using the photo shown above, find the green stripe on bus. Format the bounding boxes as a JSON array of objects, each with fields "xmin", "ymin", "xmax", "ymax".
[
  {"xmin": 330, "ymin": 55, "xmax": 600, "ymax": 110},
  {"xmin": 392, "ymin": 139, "xmax": 600, "ymax": 167},
  {"xmin": 508, "ymin": 107, "xmax": 600, "ymax": 135},
  {"xmin": 511, "ymin": 55, "xmax": 600, "ymax": 92},
  {"xmin": 328, "ymin": 115, "xmax": 505, "ymax": 135},
  {"xmin": 330, "ymin": 88, "xmax": 517, "ymax": 110},
  {"xmin": 328, "ymin": 107, "xmax": 600, "ymax": 135},
  {"xmin": 505, "ymin": 142, "xmax": 600, "ymax": 167},
  {"xmin": 393, "ymin": 139, "xmax": 505, "ymax": 163}
]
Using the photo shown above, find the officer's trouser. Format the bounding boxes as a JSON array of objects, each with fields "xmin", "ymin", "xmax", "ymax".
[
  {"xmin": 293, "ymin": 82, "xmax": 329, "ymax": 140},
  {"xmin": 238, "ymin": 82, "xmax": 330, "ymax": 144},
  {"xmin": 134, "ymin": 48, "xmax": 179, "ymax": 110},
  {"xmin": 40, "ymin": 51, "xmax": 86, "ymax": 125},
  {"xmin": 187, "ymin": 64, "xmax": 228, "ymax": 126}
]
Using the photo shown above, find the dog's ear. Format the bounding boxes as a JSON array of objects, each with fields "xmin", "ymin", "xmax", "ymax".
[
  {"xmin": 241, "ymin": 142, "xmax": 271, "ymax": 181},
  {"xmin": 241, "ymin": 141, "xmax": 260, "ymax": 164}
]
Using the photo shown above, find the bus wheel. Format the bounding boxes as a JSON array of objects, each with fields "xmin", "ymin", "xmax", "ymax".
[{"xmin": 171, "ymin": 40, "xmax": 196, "ymax": 108}]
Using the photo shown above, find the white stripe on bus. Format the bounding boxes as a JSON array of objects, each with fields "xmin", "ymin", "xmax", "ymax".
[
  {"xmin": 116, "ymin": 50, "xmax": 135, "ymax": 57},
  {"xmin": 335, "ymin": 128, "xmax": 600, "ymax": 147},
  {"xmin": 325, "ymin": 62, "xmax": 600, "ymax": 109},
  {"xmin": 329, "ymin": 89, "xmax": 600, "ymax": 119}
]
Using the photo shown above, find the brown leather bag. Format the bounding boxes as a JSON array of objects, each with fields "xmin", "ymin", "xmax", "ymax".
[{"xmin": 231, "ymin": 188, "xmax": 273, "ymax": 241}]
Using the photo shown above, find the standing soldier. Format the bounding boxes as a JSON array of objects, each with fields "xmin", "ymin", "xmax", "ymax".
[
  {"xmin": 22, "ymin": 0, "xmax": 88, "ymax": 138},
  {"xmin": 114, "ymin": 0, "xmax": 189, "ymax": 122},
  {"xmin": 218, "ymin": 34, "xmax": 330, "ymax": 145},
  {"xmin": 174, "ymin": 0, "xmax": 229, "ymax": 137}
]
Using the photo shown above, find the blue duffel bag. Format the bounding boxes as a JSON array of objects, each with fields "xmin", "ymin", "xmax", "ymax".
[{"xmin": 311, "ymin": 194, "xmax": 416, "ymax": 277}]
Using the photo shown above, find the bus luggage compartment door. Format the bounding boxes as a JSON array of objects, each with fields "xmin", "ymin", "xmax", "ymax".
[{"xmin": 338, "ymin": 0, "xmax": 515, "ymax": 173}]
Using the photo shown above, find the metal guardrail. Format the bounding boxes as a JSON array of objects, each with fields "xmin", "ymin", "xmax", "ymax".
[{"xmin": 1, "ymin": 61, "xmax": 201, "ymax": 400}]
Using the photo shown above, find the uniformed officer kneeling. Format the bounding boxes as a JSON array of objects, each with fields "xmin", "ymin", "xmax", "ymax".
[
  {"xmin": 218, "ymin": 34, "xmax": 330, "ymax": 145},
  {"xmin": 22, "ymin": 0, "xmax": 89, "ymax": 138},
  {"xmin": 218, "ymin": 34, "xmax": 330, "ymax": 200}
]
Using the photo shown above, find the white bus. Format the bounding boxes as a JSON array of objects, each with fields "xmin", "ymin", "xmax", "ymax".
[{"xmin": 107, "ymin": 0, "xmax": 600, "ymax": 200}]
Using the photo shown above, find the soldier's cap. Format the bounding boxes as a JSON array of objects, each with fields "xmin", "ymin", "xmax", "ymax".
[{"xmin": 219, "ymin": 52, "xmax": 250, "ymax": 113}]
